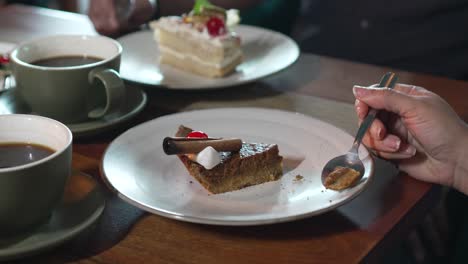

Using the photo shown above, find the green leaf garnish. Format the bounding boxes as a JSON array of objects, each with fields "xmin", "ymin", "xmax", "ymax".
[{"xmin": 193, "ymin": 0, "xmax": 213, "ymax": 14}]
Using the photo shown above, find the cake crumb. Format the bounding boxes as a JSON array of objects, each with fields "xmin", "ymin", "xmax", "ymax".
[{"xmin": 293, "ymin": 175, "xmax": 304, "ymax": 182}]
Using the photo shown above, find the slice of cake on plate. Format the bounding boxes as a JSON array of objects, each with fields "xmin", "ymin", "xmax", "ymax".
[
  {"xmin": 149, "ymin": 0, "xmax": 243, "ymax": 78},
  {"xmin": 163, "ymin": 125, "xmax": 283, "ymax": 194}
]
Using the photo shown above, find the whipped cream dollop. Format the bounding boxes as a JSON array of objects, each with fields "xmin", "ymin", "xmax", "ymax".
[
  {"xmin": 226, "ymin": 9, "xmax": 240, "ymax": 27},
  {"xmin": 187, "ymin": 146, "xmax": 221, "ymax": 169}
]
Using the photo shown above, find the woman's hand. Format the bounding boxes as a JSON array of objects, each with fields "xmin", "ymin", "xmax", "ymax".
[{"xmin": 353, "ymin": 84, "xmax": 468, "ymax": 194}]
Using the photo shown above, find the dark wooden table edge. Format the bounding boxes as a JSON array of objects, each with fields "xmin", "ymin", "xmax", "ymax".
[{"xmin": 361, "ymin": 184, "xmax": 442, "ymax": 263}]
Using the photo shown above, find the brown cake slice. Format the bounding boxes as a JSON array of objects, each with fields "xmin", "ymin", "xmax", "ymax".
[{"xmin": 175, "ymin": 125, "xmax": 283, "ymax": 194}]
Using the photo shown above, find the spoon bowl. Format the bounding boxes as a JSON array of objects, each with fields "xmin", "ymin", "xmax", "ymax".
[
  {"xmin": 321, "ymin": 151, "xmax": 364, "ymax": 185},
  {"xmin": 321, "ymin": 72, "xmax": 398, "ymax": 189}
]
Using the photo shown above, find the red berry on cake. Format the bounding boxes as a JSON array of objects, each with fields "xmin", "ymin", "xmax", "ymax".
[
  {"xmin": 187, "ymin": 131, "xmax": 209, "ymax": 138},
  {"xmin": 206, "ymin": 17, "xmax": 226, "ymax": 37},
  {"xmin": 0, "ymin": 54, "xmax": 9, "ymax": 65}
]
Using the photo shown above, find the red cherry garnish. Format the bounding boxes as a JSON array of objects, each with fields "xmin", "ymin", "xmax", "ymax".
[
  {"xmin": 0, "ymin": 54, "xmax": 9, "ymax": 65},
  {"xmin": 187, "ymin": 131, "xmax": 208, "ymax": 138},
  {"xmin": 206, "ymin": 17, "xmax": 226, "ymax": 37}
]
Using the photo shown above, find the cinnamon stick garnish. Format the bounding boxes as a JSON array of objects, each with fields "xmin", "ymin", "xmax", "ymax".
[{"xmin": 163, "ymin": 137, "xmax": 242, "ymax": 155}]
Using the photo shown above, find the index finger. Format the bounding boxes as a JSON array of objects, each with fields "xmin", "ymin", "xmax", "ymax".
[{"xmin": 368, "ymin": 83, "xmax": 428, "ymax": 96}]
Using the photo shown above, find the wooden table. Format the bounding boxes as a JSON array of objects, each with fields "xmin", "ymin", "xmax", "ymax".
[{"xmin": 1, "ymin": 4, "xmax": 467, "ymax": 264}]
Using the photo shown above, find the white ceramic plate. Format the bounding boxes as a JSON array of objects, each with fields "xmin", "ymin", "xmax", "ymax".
[
  {"xmin": 101, "ymin": 108, "xmax": 374, "ymax": 226},
  {"xmin": 117, "ymin": 25, "xmax": 300, "ymax": 89}
]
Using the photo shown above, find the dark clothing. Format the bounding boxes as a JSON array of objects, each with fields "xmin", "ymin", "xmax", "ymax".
[
  {"xmin": 295, "ymin": 0, "xmax": 468, "ymax": 80},
  {"xmin": 6, "ymin": 0, "xmax": 48, "ymax": 7},
  {"xmin": 243, "ymin": 0, "xmax": 301, "ymax": 35}
]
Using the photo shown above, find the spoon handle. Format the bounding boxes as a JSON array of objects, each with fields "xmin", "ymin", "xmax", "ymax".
[{"xmin": 351, "ymin": 72, "xmax": 398, "ymax": 152}]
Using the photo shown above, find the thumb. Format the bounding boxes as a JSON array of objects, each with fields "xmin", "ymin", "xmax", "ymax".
[{"xmin": 353, "ymin": 85, "xmax": 419, "ymax": 116}]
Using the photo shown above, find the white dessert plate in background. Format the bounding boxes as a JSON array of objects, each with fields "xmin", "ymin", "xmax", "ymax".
[
  {"xmin": 101, "ymin": 108, "xmax": 374, "ymax": 226},
  {"xmin": 117, "ymin": 25, "xmax": 300, "ymax": 89}
]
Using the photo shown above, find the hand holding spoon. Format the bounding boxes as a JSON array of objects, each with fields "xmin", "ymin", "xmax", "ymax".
[{"xmin": 321, "ymin": 72, "xmax": 398, "ymax": 190}]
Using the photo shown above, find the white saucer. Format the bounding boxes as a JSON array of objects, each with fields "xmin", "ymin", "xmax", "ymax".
[
  {"xmin": 0, "ymin": 170, "xmax": 106, "ymax": 261},
  {"xmin": 0, "ymin": 85, "xmax": 147, "ymax": 138},
  {"xmin": 67, "ymin": 85, "xmax": 147, "ymax": 138}
]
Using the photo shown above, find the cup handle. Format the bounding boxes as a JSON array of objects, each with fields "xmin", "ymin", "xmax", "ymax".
[
  {"xmin": 87, "ymin": 68, "xmax": 125, "ymax": 119},
  {"xmin": 0, "ymin": 72, "xmax": 15, "ymax": 93}
]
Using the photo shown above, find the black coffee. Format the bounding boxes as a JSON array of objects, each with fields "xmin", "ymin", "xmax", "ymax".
[
  {"xmin": 31, "ymin": 56, "xmax": 103, "ymax": 67},
  {"xmin": 0, "ymin": 143, "xmax": 55, "ymax": 168}
]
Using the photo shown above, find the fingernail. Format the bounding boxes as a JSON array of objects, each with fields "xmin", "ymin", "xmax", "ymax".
[
  {"xmin": 355, "ymin": 105, "xmax": 362, "ymax": 119},
  {"xmin": 392, "ymin": 138, "xmax": 401, "ymax": 150},
  {"xmin": 403, "ymin": 145, "xmax": 417, "ymax": 156},
  {"xmin": 377, "ymin": 128, "xmax": 384, "ymax": 139},
  {"xmin": 353, "ymin": 86, "xmax": 371, "ymax": 98}
]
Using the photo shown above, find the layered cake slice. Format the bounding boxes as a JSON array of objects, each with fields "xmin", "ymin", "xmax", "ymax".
[
  {"xmin": 149, "ymin": 0, "xmax": 242, "ymax": 78},
  {"xmin": 163, "ymin": 125, "xmax": 283, "ymax": 194}
]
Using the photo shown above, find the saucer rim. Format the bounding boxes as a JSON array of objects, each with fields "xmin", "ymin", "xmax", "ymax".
[
  {"xmin": 0, "ymin": 85, "xmax": 148, "ymax": 138},
  {"xmin": 0, "ymin": 171, "xmax": 106, "ymax": 261},
  {"xmin": 67, "ymin": 85, "xmax": 147, "ymax": 138},
  {"xmin": 0, "ymin": 84, "xmax": 147, "ymax": 138}
]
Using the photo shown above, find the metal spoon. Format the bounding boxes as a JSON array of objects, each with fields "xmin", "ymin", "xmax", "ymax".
[{"xmin": 321, "ymin": 72, "xmax": 398, "ymax": 189}]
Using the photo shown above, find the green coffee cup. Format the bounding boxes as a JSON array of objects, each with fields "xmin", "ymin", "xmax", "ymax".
[
  {"xmin": 0, "ymin": 114, "xmax": 72, "ymax": 236},
  {"xmin": 9, "ymin": 35, "xmax": 125, "ymax": 124}
]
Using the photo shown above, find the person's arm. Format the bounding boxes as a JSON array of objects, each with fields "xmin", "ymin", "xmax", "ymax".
[
  {"xmin": 89, "ymin": 0, "xmax": 265, "ymax": 36},
  {"xmin": 57, "ymin": 0, "xmax": 77, "ymax": 12}
]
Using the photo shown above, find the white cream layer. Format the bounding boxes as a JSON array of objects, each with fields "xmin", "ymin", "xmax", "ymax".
[{"xmin": 159, "ymin": 45, "xmax": 242, "ymax": 69}]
